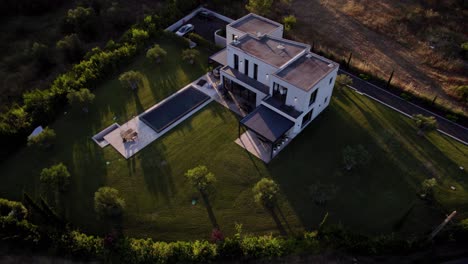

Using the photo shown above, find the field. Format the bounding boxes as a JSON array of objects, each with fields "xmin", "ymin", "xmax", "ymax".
[
  {"xmin": 289, "ymin": 0, "xmax": 467, "ymax": 115},
  {"xmin": 0, "ymin": 38, "xmax": 467, "ymax": 241}
]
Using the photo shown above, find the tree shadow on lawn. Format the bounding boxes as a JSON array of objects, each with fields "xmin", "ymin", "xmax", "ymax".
[
  {"xmin": 138, "ymin": 141, "xmax": 175, "ymax": 204},
  {"xmin": 268, "ymin": 99, "xmax": 448, "ymax": 236}
]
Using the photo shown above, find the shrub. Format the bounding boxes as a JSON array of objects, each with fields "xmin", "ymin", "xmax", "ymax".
[
  {"xmin": 64, "ymin": 6, "xmax": 97, "ymax": 39},
  {"xmin": 184, "ymin": 165, "xmax": 216, "ymax": 193},
  {"xmin": 246, "ymin": 0, "xmax": 273, "ymax": 16},
  {"xmin": 0, "ymin": 216, "xmax": 41, "ymax": 245},
  {"xmin": 420, "ymin": 178, "xmax": 437, "ymax": 199},
  {"xmin": 27, "ymin": 127, "xmax": 56, "ymax": 149},
  {"xmin": 0, "ymin": 199, "xmax": 28, "ymax": 220},
  {"xmin": 125, "ymin": 28, "xmax": 150, "ymax": 47},
  {"xmin": 335, "ymin": 74, "xmax": 353, "ymax": 90},
  {"xmin": 400, "ymin": 92, "xmax": 412, "ymax": 101},
  {"xmin": 56, "ymin": 34, "xmax": 85, "ymax": 63},
  {"xmin": 146, "ymin": 44, "xmax": 167, "ymax": 63},
  {"xmin": 358, "ymin": 73, "xmax": 370, "ymax": 80},
  {"xmin": 94, "ymin": 187, "xmax": 125, "ymax": 218},
  {"xmin": 59, "ymin": 230, "xmax": 104, "ymax": 259},
  {"xmin": 187, "ymin": 33, "xmax": 217, "ymax": 51},
  {"xmin": 0, "ymin": 107, "xmax": 31, "ymax": 134},
  {"xmin": 452, "ymin": 85, "xmax": 468, "ymax": 103},
  {"xmin": 40, "ymin": 163, "xmax": 71, "ymax": 192},
  {"xmin": 119, "ymin": 70, "xmax": 145, "ymax": 90},
  {"xmin": 283, "ymin": 15, "xmax": 297, "ymax": 32},
  {"xmin": 67, "ymin": 88, "xmax": 95, "ymax": 112},
  {"xmin": 412, "ymin": 114, "xmax": 437, "ymax": 135}
]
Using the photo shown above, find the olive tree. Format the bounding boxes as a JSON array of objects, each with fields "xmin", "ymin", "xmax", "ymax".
[
  {"xmin": 118, "ymin": 70, "xmax": 144, "ymax": 90},
  {"xmin": 282, "ymin": 15, "xmax": 297, "ymax": 32},
  {"xmin": 94, "ymin": 186, "xmax": 126, "ymax": 219},
  {"xmin": 146, "ymin": 44, "xmax": 167, "ymax": 63},
  {"xmin": 40, "ymin": 163, "xmax": 71, "ymax": 212},
  {"xmin": 412, "ymin": 114, "xmax": 437, "ymax": 136},
  {"xmin": 181, "ymin": 49, "xmax": 200, "ymax": 65},
  {"xmin": 67, "ymin": 88, "xmax": 95, "ymax": 112},
  {"xmin": 253, "ymin": 178, "xmax": 279, "ymax": 210},
  {"xmin": 185, "ymin": 165, "xmax": 216, "ymax": 195}
]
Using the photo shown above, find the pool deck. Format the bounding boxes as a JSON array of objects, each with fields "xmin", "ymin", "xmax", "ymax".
[{"xmin": 104, "ymin": 82, "xmax": 213, "ymax": 159}]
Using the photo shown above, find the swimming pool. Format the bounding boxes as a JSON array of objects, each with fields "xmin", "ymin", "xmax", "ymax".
[{"xmin": 139, "ymin": 87, "xmax": 210, "ymax": 133}]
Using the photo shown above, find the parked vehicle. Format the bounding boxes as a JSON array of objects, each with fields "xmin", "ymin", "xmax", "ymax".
[
  {"xmin": 198, "ymin": 11, "xmax": 214, "ymax": 20},
  {"xmin": 176, "ymin": 24, "xmax": 194, "ymax": 37}
]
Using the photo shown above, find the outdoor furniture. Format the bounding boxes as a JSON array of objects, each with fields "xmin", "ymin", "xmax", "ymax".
[{"xmin": 120, "ymin": 128, "xmax": 138, "ymax": 142}]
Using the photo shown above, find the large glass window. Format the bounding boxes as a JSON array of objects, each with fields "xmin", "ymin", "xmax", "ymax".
[
  {"xmin": 273, "ymin": 82, "xmax": 287, "ymax": 104},
  {"xmin": 301, "ymin": 108, "xmax": 313, "ymax": 127},
  {"xmin": 234, "ymin": 54, "xmax": 239, "ymax": 70},
  {"xmin": 309, "ymin": 88, "xmax": 318, "ymax": 106},
  {"xmin": 253, "ymin": 63, "xmax": 258, "ymax": 80},
  {"xmin": 244, "ymin": 59, "xmax": 249, "ymax": 76}
]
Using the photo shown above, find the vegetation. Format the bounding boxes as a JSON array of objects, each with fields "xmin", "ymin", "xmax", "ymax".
[
  {"xmin": 40, "ymin": 163, "xmax": 71, "ymax": 193},
  {"xmin": 181, "ymin": 49, "xmax": 200, "ymax": 64},
  {"xmin": 342, "ymin": 144, "xmax": 371, "ymax": 171},
  {"xmin": 412, "ymin": 114, "xmax": 437, "ymax": 135},
  {"xmin": 282, "ymin": 15, "xmax": 297, "ymax": 32},
  {"xmin": 420, "ymin": 178, "xmax": 437, "ymax": 199},
  {"xmin": 334, "ymin": 74, "xmax": 353, "ymax": 90},
  {"xmin": 146, "ymin": 44, "xmax": 167, "ymax": 63},
  {"xmin": 452, "ymin": 85, "xmax": 468, "ymax": 103},
  {"xmin": 0, "ymin": 35, "xmax": 466, "ymax": 243},
  {"xmin": 56, "ymin": 34, "xmax": 85, "ymax": 63},
  {"xmin": 246, "ymin": 0, "xmax": 273, "ymax": 16},
  {"xmin": 119, "ymin": 70, "xmax": 145, "ymax": 90},
  {"xmin": 27, "ymin": 127, "xmax": 56, "ymax": 149},
  {"xmin": 253, "ymin": 178, "xmax": 279, "ymax": 210},
  {"xmin": 0, "ymin": 198, "xmax": 28, "ymax": 220},
  {"xmin": 94, "ymin": 187, "xmax": 125, "ymax": 219},
  {"xmin": 67, "ymin": 88, "xmax": 95, "ymax": 112}
]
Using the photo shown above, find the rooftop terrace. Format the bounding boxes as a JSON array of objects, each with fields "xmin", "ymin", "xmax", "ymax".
[
  {"xmin": 230, "ymin": 13, "xmax": 281, "ymax": 35},
  {"xmin": 233, "ymin": 35, "xmax": 308, "ymax": 68},
  {"xmin": 276, "ymin": 53, "xmax": 338, "ymax": 91}
]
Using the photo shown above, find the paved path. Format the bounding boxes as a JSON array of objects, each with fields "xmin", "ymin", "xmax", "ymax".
[{"xmin": 339, "ymin": 69, "xmax": 468, "ymax": 145}]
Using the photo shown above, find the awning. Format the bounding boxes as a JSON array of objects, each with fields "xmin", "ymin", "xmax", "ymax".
[
  {"xmin": 241, "ymin": 105, "xmax": 294, "ymax": 143},
  {"xmin": 209, "ymin": 48, "xmax": 227, "ymax": 66}
]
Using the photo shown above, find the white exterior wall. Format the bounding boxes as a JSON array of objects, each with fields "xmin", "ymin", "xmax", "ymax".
[
  {"xmin": 306, "ymin": 67, "xmax": 339, "ymax": 119},
  {"xmin": 268, "ymin": 75, "xmax": 309, "ymax": 112},
  {"xmin": 226, "ymin": 26, "xmax": 245, "ymax": 45},
  {"xmin": 226, "ymin": 46, "xmax": 279, "ymax": 86}
]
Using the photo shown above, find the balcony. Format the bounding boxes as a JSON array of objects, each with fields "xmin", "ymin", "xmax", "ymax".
[
  {"xmin": 220, "ymin": 66, "xmax": 269, "ymax": 94},
  {"xmin": 263, "ymin": 96, "xmax": 303, "ymax": 119}
]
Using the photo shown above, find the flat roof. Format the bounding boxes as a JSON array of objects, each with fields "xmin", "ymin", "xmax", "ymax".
[
  {"xmin": 209, "ymin": 48, "xmax": 227, "ymax": 66},
  {"xmin": 233, "ymin": 35, "xmax": 308, "ymax": 68},
  {"xmin": 230, "ymin": 13, "xmax": 281, "ymax": 35},
  {"xmin": 275, "ymin": 53, "xmax": 339, "ymax": 91},
  {"xmin": 241, "ymin": 105, "xmax": 294, "ymax": 143}
]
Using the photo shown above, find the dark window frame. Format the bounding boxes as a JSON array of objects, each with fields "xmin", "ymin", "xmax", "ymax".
[
  {"xmin": 234, "ymin": 54, "xmax": 239, "ymax": 71},
  {"xmin": 309, "ymin": 88, "xmax": 318, "ymax": 106},
  {"xmin": 244, "ymin": 59, "xmax": 249, "ymax": 76},
  {"xmin": 253, "ymin": 63, "xmax": 258, "ymax": 80}
]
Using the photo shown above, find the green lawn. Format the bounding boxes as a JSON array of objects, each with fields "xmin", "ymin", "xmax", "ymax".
[{"xmin": 0, "ymin": 40, "xmax": 466, "ymax": 242}]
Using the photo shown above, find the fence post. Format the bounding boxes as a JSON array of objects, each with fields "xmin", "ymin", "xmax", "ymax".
[
  {"xmin": 386, "ymin": 69, "xmax": 394, "ymax": 89},
  {"xmin": 346, "ymin": 52, "xmax": 352, "ymax": 68},
  {"xmin": 432, "ymin": 95, "xmax": 438, "ymax": 105}
]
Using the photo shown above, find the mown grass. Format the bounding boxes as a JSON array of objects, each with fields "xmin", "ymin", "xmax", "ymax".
[{"xmin": 0, "ymin": 39, "xmax": 466, "ymax": 242}]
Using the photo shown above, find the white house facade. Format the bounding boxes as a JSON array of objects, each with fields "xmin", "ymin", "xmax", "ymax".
[{"xmin": 210, "ymin": 13, "xmax": 339, "ymax": 161}]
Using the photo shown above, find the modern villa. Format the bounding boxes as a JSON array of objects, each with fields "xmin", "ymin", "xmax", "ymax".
[{"xmin": 210, "ymin": 13, "xmax": 339, "ymax": 162}]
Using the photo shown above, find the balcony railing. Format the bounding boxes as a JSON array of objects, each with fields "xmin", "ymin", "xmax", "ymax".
[{"xmin": 263, "ymin": 96, "xmax": 303, "ymax": 119}]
